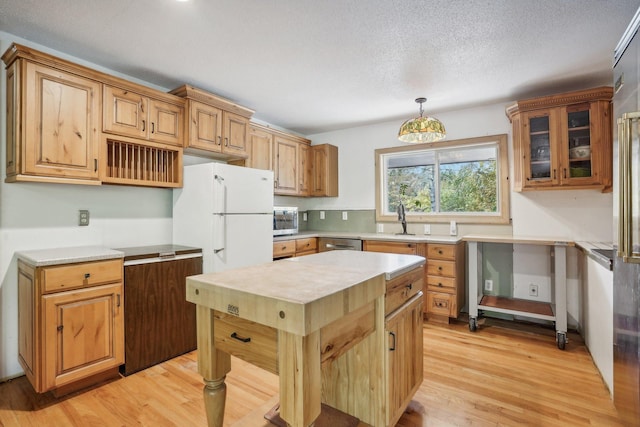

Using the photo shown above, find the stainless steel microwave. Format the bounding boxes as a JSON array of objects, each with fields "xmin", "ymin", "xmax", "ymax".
[{"xmin": 273, "ymin": 207, "xmax": 298, "ymax": 236}]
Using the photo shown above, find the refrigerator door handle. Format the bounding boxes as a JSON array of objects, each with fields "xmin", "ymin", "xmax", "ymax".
[
  {"xmin": 619, "ymin": 112, "xmax": 640, "ymax": 262},
  {"xmin": 213, "ymin": 214, "xmax": 225, "ymax": 254}
]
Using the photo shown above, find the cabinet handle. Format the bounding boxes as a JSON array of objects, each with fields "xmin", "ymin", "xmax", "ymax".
[
  {"xmin": 553, "ymin": 169, "xmax": 557, "ymax": 179},
  {"xmin": 151, "ymin": 122, "xmax": 155, "ymax": 134},
  {"xmin": 217, "ymin": 136, "xmax": 222, "ymax": 145},
  {"xmin": 94, "ymin": 159, "xmax": 98, "ymax": 172},
  {"xmin": 142, "ymin": 120, "xmax": 146, "ymax": 132},
  {"xmin": 274, "ymin": 180, "xmax": 278, "ymax": 188},
  {"xmin": 231, "ymin": 332, "xmax": 251, "ymax": 343},
  {"xmin": 389, "ymin": 332, "xmax": 396, "ymax": 351},
  {"xmin": 84, "ymin": 273, "xmax": 91, "ymax": 279},
  {"xmin": 563, "ymin": 168, "xmax": 567, "ymax": 179},
  {"xmin": 224, "ymin": 137, "xmax": 229, "ymax": 147},
  {"xmin": 406, "ymin": 283, "xmax": 413, "ymax": 290},
  {"xmin": 117, "ymin": 294, "xmax": 121, "ymax": 307}
]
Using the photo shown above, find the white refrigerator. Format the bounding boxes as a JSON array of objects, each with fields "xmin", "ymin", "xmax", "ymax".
[{"xmin": 173, "ymin": 163, "xmax": 274, "ymax": 273}]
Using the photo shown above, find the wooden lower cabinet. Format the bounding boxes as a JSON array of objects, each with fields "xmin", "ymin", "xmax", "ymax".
[
  {"xmin": 272, "ymin": 237, "xmax": 318, "ymax": 260},
  {"xmin": 17, "ymin": 258, "xmax": 124, "ymax": 395},
  {"xmin": 386, "ymin": 293, "xmax": 424, "ymax": 426}
]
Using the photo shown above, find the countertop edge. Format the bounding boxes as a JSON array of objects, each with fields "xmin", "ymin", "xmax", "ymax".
[
  {"xmin": 17, "ymin": 246, "xmax": 125, "ymax": 267},
  {"xmin": 274, "ymin": 231, "xmax": 463, "ymax": 244},
  {"xmin": 576, "ymin": 241, "xmax": 614, "ymax": 271}
]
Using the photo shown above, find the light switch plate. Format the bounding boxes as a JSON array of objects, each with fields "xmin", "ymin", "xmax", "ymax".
[
  {"xmin": 423, "ymin": 224, "xmax": 431, "ymax": 235},
  {"xmin": 342, "ymin": 211, "xmax": 348, "ymax": 220},
  {"xmin": 320, "ymin": 211, "xmax": 325, "ymax": 220},
  {"xmin": 449, "ymin": 220, "xmax": 457, "ymax": 236},
  {"xmin": 377, "ymin": 223, "xmax": 384, "ymax": 233},
  {"xmin": 303, "ymin": 212, "xmax": 308, "ymax": 221}
]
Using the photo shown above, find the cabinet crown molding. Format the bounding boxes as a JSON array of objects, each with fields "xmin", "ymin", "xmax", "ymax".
[
  {"xmin": 170, "ymin": 84, "xmax": 254, "ymax": 119},
  {"xmin": 506, "ymin": 86, "xmax": 613, "ymax": 121}
]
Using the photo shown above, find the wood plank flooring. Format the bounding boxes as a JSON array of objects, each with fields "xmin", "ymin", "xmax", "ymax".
[{"xmin": 0, "ymin": 318, "xmax": 622, "ymax": 426}]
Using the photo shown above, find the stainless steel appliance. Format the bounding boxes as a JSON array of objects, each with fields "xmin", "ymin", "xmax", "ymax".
[
  {"xmin": 613, "ymin": 8, "xmax": 640, "ymax": 425},
  {"xmin": 273, "ymin": 206, "xmax": 298, "ymax": 236},
  {"xmin": 318, "ymin": 237, "xmax": 362, "ymax": 252}
]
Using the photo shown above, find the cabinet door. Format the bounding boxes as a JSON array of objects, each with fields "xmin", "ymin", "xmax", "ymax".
[
  {"xmin": 103, "ymin": 85, "xmax": 148, "ymax": 139},
  {"xmin": 274, "ymin": 136, "xmax": 298, "ymax": 195},
  {"xmin": 187, "ymin": 100, "xmax": 223, "ymax": 153},
  {"xmin": 364, "ymin": 240, "xmax": 417, "ymax": 255},
  {"xmin": 148, "ymin": 98, "xmax": 183, "ymax": 146},
  {"xmin": 311, "ymin": 144, "xmax": 339, "ymax": 196},
  {"xmin": 386, "ymin": 293, "xmax": 423, "ymax": 426},
  {"xmin": 24, "ymin": 62, "xmax": 100, "ymax": 180},
  {"xmin": 247, "ymin": 126, "xmax": 273, "ymax": 170},
  {"xmin": 521, "ymin": 109, "xmax": 561, "ymax": 188},
  {"xmin": 561, "ymin": 103, "xmax": 601, "ymax": 187},
  {"xmin": 42, "ymin": 283, "xmax": 124, "ymax": 390},
  {"xmin": 222, "ymin": 111, "xmax": 249, "ymax": 157},
  {"xmin": 299, "ymin": 143, "xmax": 312, "ymax": 196}
]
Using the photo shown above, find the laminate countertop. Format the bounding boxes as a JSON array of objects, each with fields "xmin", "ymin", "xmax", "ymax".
[
  {"xmin": 16, "ymin": 245, "xmax": 124, "ymax": 267},
  {"xmin": 274, "ymin": 230, "xmax": 462, "ymax": 244}
]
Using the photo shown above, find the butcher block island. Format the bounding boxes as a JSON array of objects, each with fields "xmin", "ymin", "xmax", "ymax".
[{"xmin": 186, "ymin": 251, "xmax": 425, "ymax": 427}]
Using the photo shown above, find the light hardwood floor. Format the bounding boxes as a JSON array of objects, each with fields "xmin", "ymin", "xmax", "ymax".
[{"xmin": 0, "ymin": 318, "xmax": 622, "ymax": 426}]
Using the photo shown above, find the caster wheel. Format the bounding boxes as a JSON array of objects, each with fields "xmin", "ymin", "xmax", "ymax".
[
  {"xmin": 469, "ymin": 317, "xmax": 478, "ymax": 332},
  {"xmin": 557, "ymin": 332, "xmax": 567, "ymax": 350}
]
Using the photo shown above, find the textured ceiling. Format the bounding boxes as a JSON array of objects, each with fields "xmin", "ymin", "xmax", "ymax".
[{"xmin": 0, "ymin": 0, "xmax": 638, "ymax": 135}]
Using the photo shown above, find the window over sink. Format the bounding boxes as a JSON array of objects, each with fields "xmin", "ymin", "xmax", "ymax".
[{"xmin": 375, "ymin": 134, "xmax": 510, "ymax": 224}]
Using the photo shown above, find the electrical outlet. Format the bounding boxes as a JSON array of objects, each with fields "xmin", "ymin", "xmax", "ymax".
[
  {"xmin": 377, "ymin": 223, "xmax": 384, "ymax": 233},
  {"xmin": 342, "ymin": 211, "xmax": 348, "ymax": 220},
  {"xmin": 529, "ymin": 284, "xmax": 539, "ymax": 297},
  {"xmin": 484, "ymin": 279, "xmax": 493, "ymax": 292},
  {"xmin": 320, "ymin": 211, "xmax": 325, "ymax": 220},
  {"xmin": 303, "ymin": 212, "xmax": 308, "ymax": 221},
  {"xmin": 449, "ymin": 220, "xmax": 457, "ymax": 236},
  {"xmin": 423, "ymin": 224, "xmax": 431, "ymax": 235},
  {"xmin": 78, "ymin": 210, "xmax": 90, "ymax": 226}
]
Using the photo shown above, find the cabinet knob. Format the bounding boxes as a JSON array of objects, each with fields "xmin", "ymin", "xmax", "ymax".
[
  {"xmin": 84, "ymin": 273, "xmax": 91, "ymax": 279},
  {"xmin": 438, "ymin": 266, "xmax": 443, "ymax": 271},
  {"xmin": 406, "ymin": 283, "xmax": 413, "ymax": 290},
  {"xmin": 438, "ymin": 282, "xmax": 443, "ymax": 287},
  {"xmin": 438, "ymin": 249, "xmax": 443, "ymax": 254}
]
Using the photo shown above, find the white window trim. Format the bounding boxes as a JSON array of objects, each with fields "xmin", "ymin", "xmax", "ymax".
[{"xmin": 375, "ymin": 134, "xmax": 510, "ymax": 224}]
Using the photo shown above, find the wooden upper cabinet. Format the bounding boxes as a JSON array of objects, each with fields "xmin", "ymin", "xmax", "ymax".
[
  {"xmin": 3, "ymin": 55, "xmax": 101, "ymax": 184},
  {"xmin": 311, "ymin": 143, "xmax": 338, "ymax": 197},
  {"xmin": 274, "ymin": 135, "xmax": 299, "ymax": 195},
  {"xmin": 247, "ymin": 125, "xmax": 274, "ymax": 171},
  {"xmin": 103, "ymin": 85, "xmax": 183, "ymax": 147},
  {"xmin": 298, "ymin": 143, "xmax": 312, "ymax": 196},
  {"xmin": 507, "ymin": 86, "xmax": 613, "ymax": 192},
  {"xmin": 170, "ymin": 85, "xmax": 253, "ymax": 159}
]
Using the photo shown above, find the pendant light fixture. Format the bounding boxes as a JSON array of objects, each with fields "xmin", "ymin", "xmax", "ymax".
[{"xmin": 398, "ymin": 97, "xmax": 446, "ymax": 143}]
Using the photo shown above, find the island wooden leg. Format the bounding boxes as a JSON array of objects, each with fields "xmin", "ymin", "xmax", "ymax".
[
  {"xmin": 278, "ymin": 329, "xmax": 321, "ymax": 427},
  {"xmin": 203, "ymin": 377, "xmax": 226, "ymax": 427},
  {"xmin": 196, "ymin": 305, "xmax": 231, "ymax": 427}
]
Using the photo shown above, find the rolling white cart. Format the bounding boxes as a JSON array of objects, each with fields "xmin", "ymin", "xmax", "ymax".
[{"xmin": 465, "ymin": 235, "xmax": 573, "ymax": 350}]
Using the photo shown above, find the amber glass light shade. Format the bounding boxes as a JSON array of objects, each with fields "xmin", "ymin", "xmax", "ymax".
[{"xmin": 398, "ymin": 98, "xmax": 446, "ymax": 143}]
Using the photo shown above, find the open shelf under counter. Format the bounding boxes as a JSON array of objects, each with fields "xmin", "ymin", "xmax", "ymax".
[{"xmin": 477, "ymin": 295, "xmax": 555, "ymax": 321}]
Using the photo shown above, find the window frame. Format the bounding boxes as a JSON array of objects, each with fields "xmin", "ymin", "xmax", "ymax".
[{"xmin": 375, "ymin": 134, "xmax": 510, "ymax": 224}]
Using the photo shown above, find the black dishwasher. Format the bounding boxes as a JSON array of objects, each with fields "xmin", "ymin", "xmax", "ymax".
[{"xmin": 116, "ymin": 245, "xmax": 203, "ymax": 376}]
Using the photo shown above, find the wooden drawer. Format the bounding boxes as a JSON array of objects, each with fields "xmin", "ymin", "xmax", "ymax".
[
  {"xmin": 273, "ymin": 240, "xmax": 295, "ymax": 258},
  {"xmin": 385, "ymin": 268, "xmax": 424, "ymax": 316},
  {"xmin": 295, "ymin": 238, "xmax": 317, "ymax": 253},
  {"xmin": 426, "ymin": 275, "xmax": 456, "ymax": 294},
  {"xmin": 213, "ymin": 311, "xmax": 278, "ymax": 375},
  {"xmin": 426, "ymin": 291, "xmax": 456, "ymax": 317},
  {"xmin": 364, "ymin": 240, "xmax": 417, "ymax": 255},
  {"xmin": 42, "ymin": 259, "xmax": 123, "ymax": 293},
  {"xmin": 427, "ymin": 259, "xmax": 456, "ymax": 277},
  {"xmin": 427, "ymin": 244, "xmax": 456, "ymax": 260}
]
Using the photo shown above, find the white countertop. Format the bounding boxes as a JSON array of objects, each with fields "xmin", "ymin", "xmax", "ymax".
[
  {"xmin": 274, "ymin": 230, "xmax": 462, "ymax": 244},
  {"xmin": 16, "ymin": 245, "xmax": 124, "ymax": 267},
  {"xmin": 286, "ymin": 250, "xmax": 425, "ymax": 280}
]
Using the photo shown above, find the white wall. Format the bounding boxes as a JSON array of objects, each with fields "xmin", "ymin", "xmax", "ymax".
[
  {"xmin": 0, "ymin": 34, "xmax": 174, "ymax": 379},
  {"xmin": 301, "ymin": 101, "xmax": 614, "ymax": 327}
]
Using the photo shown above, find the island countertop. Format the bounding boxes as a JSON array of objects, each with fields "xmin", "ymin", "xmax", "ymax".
[{"xmin": 286, "ymin": 250, "xmax": 425, "ymax": 280}]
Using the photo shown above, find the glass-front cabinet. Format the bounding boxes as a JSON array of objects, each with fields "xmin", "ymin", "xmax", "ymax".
[{"xmin": 507, "ymin": 87, "xmax": 613, "ymax": 192}]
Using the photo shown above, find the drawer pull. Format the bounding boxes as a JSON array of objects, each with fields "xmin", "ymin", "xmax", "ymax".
[
  {"xmin": 438, "ymin": 249, "xmax": 443, "ymax": 254},
  {"xmin": 438, "ymin": 266, "xmax": 443, "ymax": 271},
  {"xmin": 389, "ymin": 332, "xmax": 396, "ymax": 351},
  {"xmin": 406, "ymin": 283, "xmax": 413, "ymax": 290},
  {"xmin": 438, "ymin": 282, "xmax": 443, "ymax": 287},
  {"xmin": 231, "ymin": 332, "xmax": 251, "ymax": 343},
  {"xmin": 84, "ymin": 273, "xmax": 91, "ymax": 279}
]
